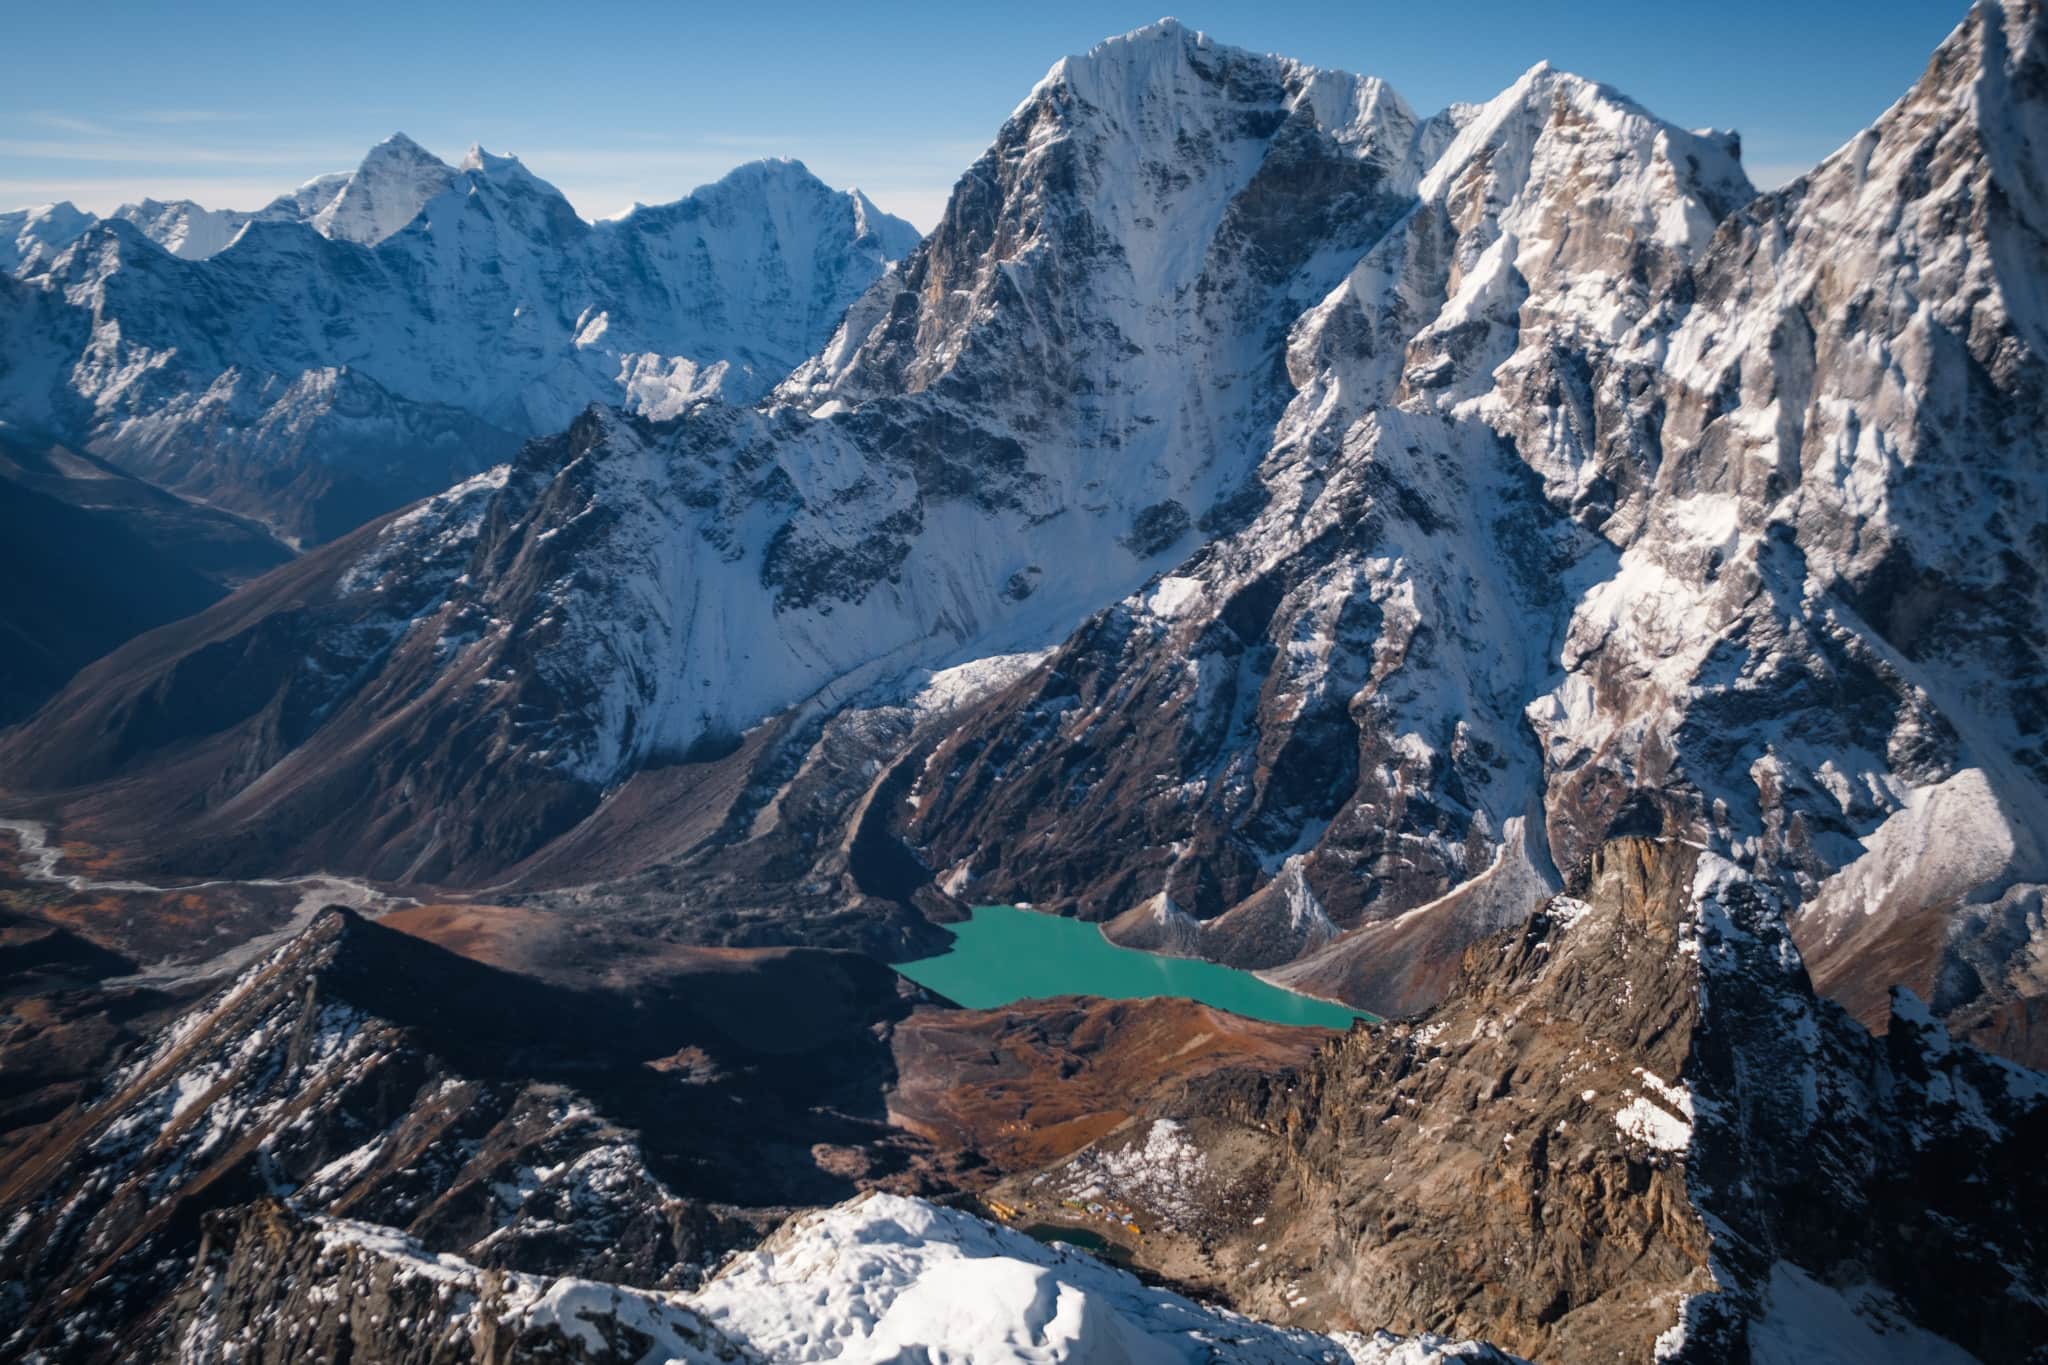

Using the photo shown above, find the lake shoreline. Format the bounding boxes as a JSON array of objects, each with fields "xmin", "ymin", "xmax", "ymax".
[{"xmin": 897, "ymin": 904, "xmax": 1371, "ymax": 1030}]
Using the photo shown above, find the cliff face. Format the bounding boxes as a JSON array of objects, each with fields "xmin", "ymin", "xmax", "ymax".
[
  {"xmin": 910, "ymin": 1, "xmax": 2048, "ymax": 1058},
  {"xmin": 977, "ymin": 837, "xmax": 2046, "ymax": 1361}
]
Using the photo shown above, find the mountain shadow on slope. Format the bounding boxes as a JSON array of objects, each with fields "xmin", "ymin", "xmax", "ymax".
[{"xmin": 0, "ymin": 904, "xmax": 926, "ymax": 1361}]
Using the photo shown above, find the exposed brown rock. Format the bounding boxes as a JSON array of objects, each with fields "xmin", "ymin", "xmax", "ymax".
[
  {"xmin": 983, "ymin": 837, "xmax": 2048, "ymax": 1362},
  {"xmin": 888, "ymin": 995, "xmax": 1330, "ymax": 1177}
]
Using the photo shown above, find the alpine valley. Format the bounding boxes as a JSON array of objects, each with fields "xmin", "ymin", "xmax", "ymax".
[{"xmin": 1, "ymin": 5, "xmax": 2045, "ymax": 1364}]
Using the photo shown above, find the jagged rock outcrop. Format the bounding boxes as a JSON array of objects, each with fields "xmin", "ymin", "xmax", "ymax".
[
  {"xmin": 0, "ymin": 906, "xmax": 931, "ymax": 1361},
  {"xmin": 161, "ymin": 1191, "xmax": 1520, "ymax": 1365},
  {"xmin": 980, "ymin": 837, "xmax": 2047, "ymax": 1362},
  {"xmin": 166, "ymin": 1199, "xmax": 757, "ymax": 1365}
]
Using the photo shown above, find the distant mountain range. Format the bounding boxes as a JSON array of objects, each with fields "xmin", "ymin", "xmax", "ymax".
[{"xmin": 0, "ymin": 136, "xmax": 917, "ymax": 544}]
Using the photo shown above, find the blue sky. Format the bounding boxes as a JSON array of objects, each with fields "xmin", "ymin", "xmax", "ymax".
[{"xmin": 0, "ymin": 0, "xmax": 1968, "ymax": 229}]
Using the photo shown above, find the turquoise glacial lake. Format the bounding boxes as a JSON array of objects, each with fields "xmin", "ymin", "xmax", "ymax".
[{"xmin": 896, "ymin": 904, "xmax": 1373, "ymax": 1030}]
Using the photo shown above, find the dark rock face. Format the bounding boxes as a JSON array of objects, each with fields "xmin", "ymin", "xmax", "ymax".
[
  {"xmin": 1679, "ymin": 881, "xmax": 2048, "ymax": 1362},
  {"xmin": 0, "ymin": 478, "xmax": 220, "ymax": 726},
  {"xmin": 0, "ymin": 907, "xmax": 930, "ymax": 1362},
  {"xmin": 0, "ymin": 433, "xmax": 293, "ymax": 724},
  {"xmin": 1122, "ymin": 500, "xmax": 1191, "ymax": 557}
]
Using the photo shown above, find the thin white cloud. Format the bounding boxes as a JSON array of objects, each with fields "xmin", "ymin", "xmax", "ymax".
[
  {"xmin": 136, "ymin": 110, "xmax": 249, "ymax": 125},
  {"xmin": 26, "ymin": 113, "xmax": 112, "ymax": 136},
  {"xmin": 693, "ymin": 132, "xmax": 809, "ymax": 150}
]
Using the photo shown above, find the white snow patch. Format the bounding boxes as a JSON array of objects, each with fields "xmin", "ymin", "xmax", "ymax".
[
  {"xmin": 1614, "ymin": 1070, "xmax": 1694, "ymax": 1155},
  {"xmin": 1806, "ymin": 768, "xmax": 2022, "ymax": 932},
  {"xmin": 909, "ymin": 649, "xmax": 1053, "ymax": 717},
  {"xmin": 1144, "ymin": 576, "xmax": 1206, "ymax": 620},
  {"xmin": 691, "ymin": 1191, "xmax": 1476, "ymax": 1363}
]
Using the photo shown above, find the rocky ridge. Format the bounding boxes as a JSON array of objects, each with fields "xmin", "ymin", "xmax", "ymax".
[
  {"xmin": 0, "ymin": 905, "xmax": 938, "ymax": 1360},
  {"xmin": 164, "ymin": 1189, "xmax": 1520, "ymax": 1365},
  {"xmin": 0, "ymin": 895, "xmax": 1519, "ymax": 1365},
  {"xmin": 980, "ymin": 837, "xmax": 2047, "ymax": 1362}
]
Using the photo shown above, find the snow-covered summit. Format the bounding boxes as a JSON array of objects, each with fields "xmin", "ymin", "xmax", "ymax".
[
  {"xmin": 107, "ymin": 197, "xmax": 251, "ymax": 259},
  {"xmin": 294, "ymin": 131, "xmax": 461, "ymax": 246},
  {"xmin": 0, "ymin": 16, "xmax": 1778, "ymax": 886},
  {"xmin": 847, "ymin": 184, "xmax": 922, "ymax": 259},
  {"xmin": 690, "ymin": 1192, "xmax": 1518, "ymax": 1363},
  {"xmin": 0, "ymin": 200, "xmax": 95, "ymax": 274},
  {"xmin": 1033, "ymin": 15, "xmax": 1220, "ymax": 99},
  {"xmin": 454, "ymin": 141, "xmax": 575, "ymax": 205}
]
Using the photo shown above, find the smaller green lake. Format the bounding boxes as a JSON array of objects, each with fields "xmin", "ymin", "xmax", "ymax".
[
  {"xmin": 1016, "ymin": 1223, "xmax": 1133, "ymax": 1266},
  {"xmin": 896, "ymin": 905, "xmax": 1373, "ymax": 1030}
]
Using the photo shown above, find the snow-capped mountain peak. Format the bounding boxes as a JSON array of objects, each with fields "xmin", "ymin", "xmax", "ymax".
[
  {"xmin": 455, "ymin": 141, "xmax": 567, "ymax": 198},
  {"xmin": 0, "ymin": 199, "xmax": 95, "ymax": 274},
  {"xmin": 297, "ymin": 130, "xmax": 460, "ymax": 246},
  {"xmin": 108, "ymin": 197, "xmax": 250, "ymax": 259},
  {"xmin": 847, "ymin": 184, "xmax": 922, "ymax": 258}
]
